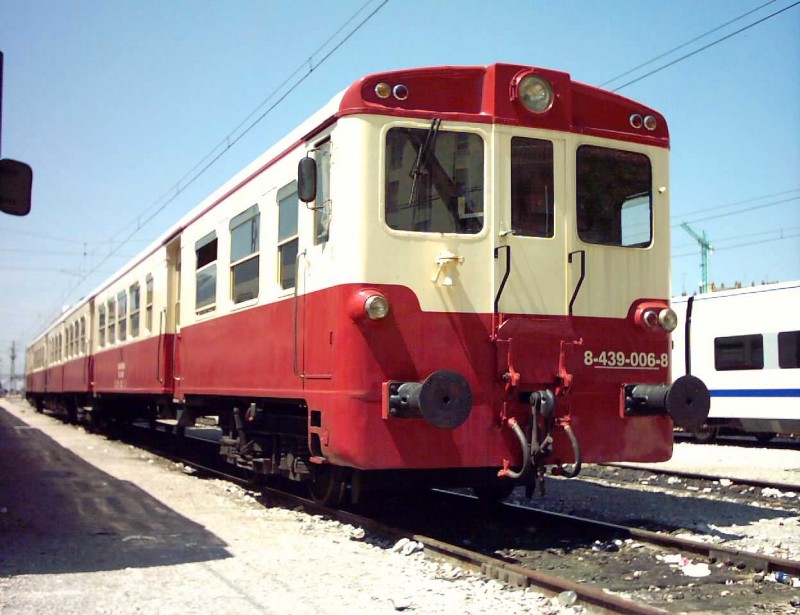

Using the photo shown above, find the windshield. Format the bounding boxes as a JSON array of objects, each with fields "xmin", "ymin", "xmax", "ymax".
[
  {"xmin": 385, "ymin": 126, "xmax": 484, "ymax": 234},
  {"xmin": 576, "ymin": 145, "xmax": 652, "ymax": 247}
]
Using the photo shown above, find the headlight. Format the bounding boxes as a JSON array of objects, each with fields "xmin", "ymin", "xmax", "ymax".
[
  {"xmin": 364, "ymin": 294, "xmax": 390, "ymax": 320},
  {"xmin": 636, "ymin": 304, "xmax": 677, "ymax": 333},
  {"xmin": 516, "ymin": 75, "xmax": 553, "ymax": 114},
  {"xmin": 658, "ymin": 308, "xmax": 678, "ymax": 332}
]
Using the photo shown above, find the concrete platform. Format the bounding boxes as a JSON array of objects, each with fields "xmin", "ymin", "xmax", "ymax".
[{"xmin": 0, "ymin": 403, "xmax": 231, "ymax": 577}]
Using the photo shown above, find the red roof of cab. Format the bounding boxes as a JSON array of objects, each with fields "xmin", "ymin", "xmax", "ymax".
[{"xmin": 338, "ymin": 63, "xmax": 669, "ymax": 148}]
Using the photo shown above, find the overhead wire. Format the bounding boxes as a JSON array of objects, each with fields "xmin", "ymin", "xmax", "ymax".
[
  {"xmin": 612, "ymin": 0, "xmax": 800, "ymax": 91},
  {"xmin": 675, "ymin": 195, "xmax": 799, "ymax": 225},
  {"xmin": 600, "ymin": 0, "xmax": 780, "ymax": 87},
  {"xmin": 26, "ymin": 0, "xmax": 391, "ymax": 338},
  {"xmin": 673, "ymin": 231, "xmax": 800, "ymax": 258},
  {"xmin": 107, "ymin": 0, "xmax": 385, "ymax": 245},
  {"xmin": 673, "ymin": 225, "xmax": 800, "ymax": 252}
]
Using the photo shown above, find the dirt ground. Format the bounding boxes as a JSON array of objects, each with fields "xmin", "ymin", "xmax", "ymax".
[{"xmin": 0, "ymin": 399, "xmax": 569, "ymax": 615}]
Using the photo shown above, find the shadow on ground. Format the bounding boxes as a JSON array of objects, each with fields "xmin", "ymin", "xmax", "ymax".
[{"xmin": 0, "ymin": 404, "xmax": 231, "ymax": 576}]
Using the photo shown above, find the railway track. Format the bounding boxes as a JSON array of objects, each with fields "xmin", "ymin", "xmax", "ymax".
[
  {"xmin": 600, "ymin": 462, "xmax": 800, "ymax": 494},
  {"xmin": 117, "ymin": 422, "xmax": 800, "ymax": 614}
]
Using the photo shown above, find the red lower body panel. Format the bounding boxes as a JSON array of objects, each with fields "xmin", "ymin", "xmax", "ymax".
[{"xmin": 174, "ymin": 283, "xmax": 673, "ymax": 471}]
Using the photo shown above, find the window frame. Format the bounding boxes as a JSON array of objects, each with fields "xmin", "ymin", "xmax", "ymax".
[
  {"xmin": 510, "ymin": 136, "xmax": 555, "ymax": 239},
  {"xmin": 98, "ymin": 305, "xmax": 106, "ymax": 348},
  {"xmin": 145, "ymin": 274, "xmax": 154, "ymax": 333},
  {"xmin": 117, "ymin": 290, "xmax": 128, "ymax": 342},
  {"xmin": 383, "ymin": 125, "xmax": 486, "ymax": 235},
  {"xmin": 575, "ymin": 144, "xmax": 653, "ymax": 248},
  {"xmin": 778, "ymin": 330, "xmax": 800, "ymax": 369},
  {"xmin": 314, "ymin": 139, "xmax": 332, "ymax": 245},
  {"xmin": 130, "ymin": 282, "xmax": 141, "ymax": 338},
  {"xmin": 277, "ymin": 181, "xmax": 299, "ymax": 291},
  {"xmin": 714, "ymin": 333, "xmax": 764, "ymax": 371},
  {"xmin": 80, "ymin": 317, "xmax": 86, "ymax": 355},
  {"xmin": 229, "ymin": 204, "xmax": 260, "ymax": 305},
  {"xmin": 107, "ymin": 298, "xmax": 116, "ymax": 345},
  {"xmin": 195, "ymin": 231, "xmax": 218, "ymax": 314}
]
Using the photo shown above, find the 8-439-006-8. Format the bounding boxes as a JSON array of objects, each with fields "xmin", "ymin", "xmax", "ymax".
[{"xmin": 584, "ymin": 350, "xmax": 669, "ymax": 369}]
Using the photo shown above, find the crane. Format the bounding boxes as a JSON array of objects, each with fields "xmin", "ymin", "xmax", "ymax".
[{"xmin": 680, "ymin": 222, "xmax": 713, "ymax": 293}]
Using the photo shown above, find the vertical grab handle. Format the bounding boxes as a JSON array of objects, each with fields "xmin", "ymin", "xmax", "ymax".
[
  {"xmin": 293, "ymin": 249, "xmax": 308, "ymax": 379},
  {"xmin": 156, "ymin": 309, "xmax": 165, "ymax": 383},
  {"xmin": 568, "ymin": 250, "xmax": 586, "ymax": 316}
]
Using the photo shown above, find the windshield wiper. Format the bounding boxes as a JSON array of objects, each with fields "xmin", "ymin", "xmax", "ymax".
[{"xmin": 407, "ymin": 117, "xmax": 441, "ymax": 208}]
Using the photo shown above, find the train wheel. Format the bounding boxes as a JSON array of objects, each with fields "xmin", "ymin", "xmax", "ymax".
[
  {"xmin": 308, "ymin": 465, "xmax": 346, "ymax": 507},
  {"xmin": 755, "ymin": 432, "xmax": 776, "ymax": 444},
  {"xmin": 472, "ymin": 481, "xmax": 516, "ymax": 503},
  {"xmin": 692, "ymin": 425, "xmax": 717, "ymax": 444}
]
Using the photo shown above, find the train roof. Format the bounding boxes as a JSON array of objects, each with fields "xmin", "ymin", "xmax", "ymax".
[
  {"xmin": 30, "ymin": 63, "xmax": 669, "ymax": 345},
  {"xmin": 672, "ymin": 280, "xmax": 800, "ymax": 305}
]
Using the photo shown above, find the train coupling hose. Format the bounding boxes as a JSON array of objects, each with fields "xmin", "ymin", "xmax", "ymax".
[
  {"xmin": 554, "ymin": 420, "xmax": 582, "ymax": 479},
  {"xmin": 498, "ymin": 417, "xmax": 531, "ymax": 480}
]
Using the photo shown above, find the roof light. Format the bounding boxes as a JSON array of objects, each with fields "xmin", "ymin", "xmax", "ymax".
[
  {"xmin": 374, "ymin": 82, "xmax": 391, "ymax": 99},
  {"xmin": 393, "ymin": 84, "xmax": 409, "ymax": 100},
  {"xmin": 515, "ymin": 74, "xmax": 553, "ymax": 114}
]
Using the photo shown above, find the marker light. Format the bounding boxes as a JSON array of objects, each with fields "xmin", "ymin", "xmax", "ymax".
[
  {"xmin": 643, "ymin": 115, "xmax": 657, "ymax": 131},
  {"xmin": 365, "ymin": 294, "xmax": 390, "ymax": 320},
  {"xmin": 515, "ymin": 75, "xmax": 553, "ymax": 113},
  {"xmin": 630, "ymin": 114, "xmax": 643, "ymax": 129},
  {"xmin": 374, "ymin": 82, "xmax": 391, "ymax": 99},
  {"xmin": 393, "ymin": 84, "xmax": 409, "ymax": 100}
]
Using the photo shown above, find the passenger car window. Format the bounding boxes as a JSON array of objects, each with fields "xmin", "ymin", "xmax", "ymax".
[
  {"xmin": 778, "ymin": 330, "xmax": 800, "ymax": 368},
  {"xmin": 277, "ymin": 182, "xmax": 299, "ymax": 290},
  {"xmin": 315, "ymin": 140, "xmax": 332, "ymax": 245},
  {"xmin": 714, "ymin": 334, "xmax": 763, "ymax": 371},
  {"xmin": 130, "ymin": 283, "xmax": 141, "ymax": 337},
  {"xmin": 195, "ymin": 232, "xmax": 218, "ymax": 313},
  {"xmin": 230, "ymin": 204, "xmax": 260, "ymax": 304}
]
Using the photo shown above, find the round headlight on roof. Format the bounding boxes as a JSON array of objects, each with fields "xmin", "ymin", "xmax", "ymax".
[{"xmin": 516, "ymin": 75, "xmax": 554, "ymax": 113}]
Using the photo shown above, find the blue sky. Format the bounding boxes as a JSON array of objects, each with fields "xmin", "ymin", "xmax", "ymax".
[{"xmin": 1, "ymin": 0, "xmax": 798, "ymax": 368}]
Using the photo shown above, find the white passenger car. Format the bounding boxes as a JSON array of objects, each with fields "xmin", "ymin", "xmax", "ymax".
[{"xmin": 672, "ymin": 281, "xmax": 800, "ymax": 442}]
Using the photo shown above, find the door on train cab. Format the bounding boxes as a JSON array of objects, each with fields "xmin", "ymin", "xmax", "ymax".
[
  {"xmin": 564, "ymin": 143, "xmax": 670, "ymax": 319},
  {"xmin": 494, "ymin": 131, "xmax": 568, "ymax": 318},
  {"xmin": 294, "ymin": 138, "xmax": 335, "ymax": 384}
]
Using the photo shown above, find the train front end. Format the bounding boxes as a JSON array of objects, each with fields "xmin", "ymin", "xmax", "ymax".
[{"xmin": 307, "ymin": 64, "xmax": 709, "ymax": 496}]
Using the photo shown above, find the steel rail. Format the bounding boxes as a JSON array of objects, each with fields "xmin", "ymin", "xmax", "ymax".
[
  {"xmin": 499, "ymin": 499, "xmax": 800, "ymax": 577},
  {"xmin": 105, "ymin": 423, "xmax": 800, "ymax": 612},
  {"xmin": 601, "ymin": 462, "xmax": 800, "ymax": 494},
  {"xmin": 165, "ymin": 455, "xmax": 668, "ymax": 613}
]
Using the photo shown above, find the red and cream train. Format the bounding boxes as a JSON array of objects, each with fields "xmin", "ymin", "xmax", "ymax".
[{"xmin": 26, "ymin": 64, "xmax": 709, "ymax": 504}]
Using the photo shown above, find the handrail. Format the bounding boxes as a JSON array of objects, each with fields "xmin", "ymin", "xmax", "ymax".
[
  {"xmin": 156, "ymin": 309, "xmax": 165, "ymax": 384},
  {"xmin": 568, "ymin": 250, "xmax": 586, "ymax": 316}
]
